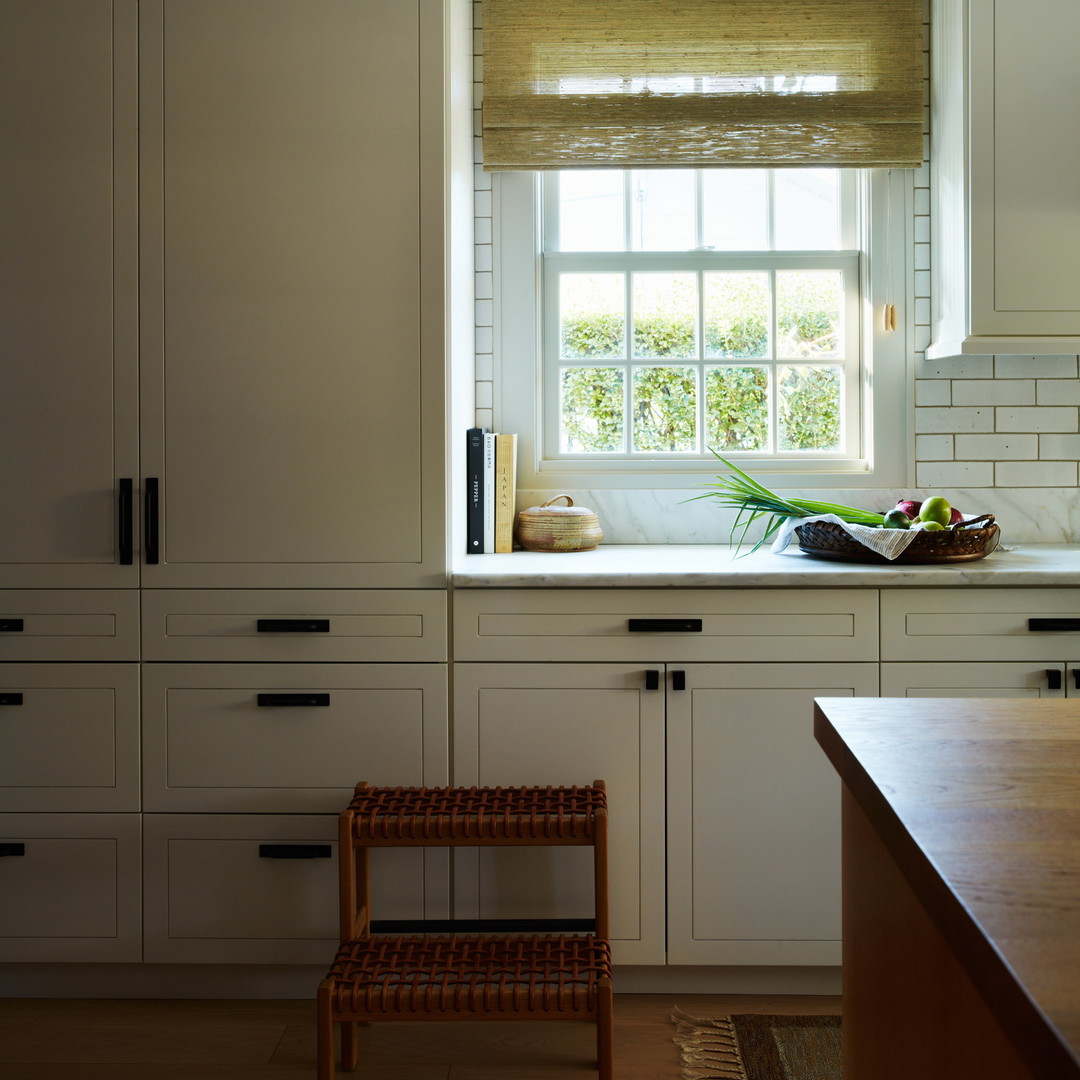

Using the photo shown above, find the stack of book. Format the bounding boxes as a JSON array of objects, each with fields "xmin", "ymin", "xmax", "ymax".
[{"xmin": 466, "ymin": 428, "xmax": 517, "ymax": 554}]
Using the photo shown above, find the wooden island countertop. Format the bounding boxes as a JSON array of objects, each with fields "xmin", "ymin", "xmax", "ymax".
[{"xmin": 814, "ymin": 697, "xmax": 1080, "ymax": 1080}]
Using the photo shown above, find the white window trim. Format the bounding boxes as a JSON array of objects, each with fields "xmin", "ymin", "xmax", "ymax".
[{"xmin": 493, "ymin": 168, "xmax": 914, "ymax": 491}]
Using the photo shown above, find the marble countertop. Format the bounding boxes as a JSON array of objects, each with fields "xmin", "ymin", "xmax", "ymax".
[{"xmin": 452, "ymin": 543, "xmax": 1080, "ymax": 587}]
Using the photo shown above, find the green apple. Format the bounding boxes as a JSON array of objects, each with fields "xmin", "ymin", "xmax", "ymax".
[
  {"xmin": 920, "ymin": 520, "xmax": 945, "ymax": 531},
  {"xmin": 918, "ymin": 496, "xmax": 952, "ymax": 526}
]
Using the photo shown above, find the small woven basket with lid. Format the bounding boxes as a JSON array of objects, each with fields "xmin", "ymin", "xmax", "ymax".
[
  {"xmin": 795, "ymin": 514, "xmax": 999, "ymax": 563},
  {"xmin": 515, "ymin": 495, "xmax": 604, "ymax": 552}
]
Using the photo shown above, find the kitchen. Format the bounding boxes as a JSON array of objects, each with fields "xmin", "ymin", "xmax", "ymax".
[{"xmin": 2, "ymin": 0, "xmax": 1079, "ymax": 1077}]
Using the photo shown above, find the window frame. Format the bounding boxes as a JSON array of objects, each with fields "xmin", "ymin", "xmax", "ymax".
[{"xmin": 493, "ymin": 167, "xmax": 914, "ymax": 491}]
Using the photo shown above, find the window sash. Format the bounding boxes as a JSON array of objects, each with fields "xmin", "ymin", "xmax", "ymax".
[{"xmin": 542, "ymin": 251, "xmax": 862, "ymax": 463}]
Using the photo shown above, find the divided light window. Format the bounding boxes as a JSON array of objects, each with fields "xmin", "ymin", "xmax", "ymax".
[{"xmin": 542, "ymin": 169, "xmax": 861, "ymax": 464}]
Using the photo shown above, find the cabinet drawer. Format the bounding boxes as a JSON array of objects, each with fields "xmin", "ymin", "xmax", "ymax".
[
  {"xmin": 882, "ymin": 588, "xmax": 1080, "ymax": 661},
  {"xmin": 141, "ymin": 590, "xmax": 447, "ymax": 662},
  {"xmin": 0, "ymin": 591, "xmax": 139, "ymax": 661},
  {"xmin": 454, "ymin": 589, "xmax": 879, "ymax": 662},
  {"xmin": 0, "ymin": 814, "xmax": 141, "ymax": 962},
  {"xmin": 0, "ymin": 664, "xmax": 140, "ymax": 812},
  {"xmin": 142, "ymin": 815, "xmax": 442, "ymax": 964},
  {"xmin": 142, "ymin": 663, "xmax": 448, "ymax": 812}
]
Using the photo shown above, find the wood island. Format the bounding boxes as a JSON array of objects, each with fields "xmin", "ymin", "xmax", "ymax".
[{"xmin": 815, "ymin": 698, "xmax": 1080, "ymax": 1080}]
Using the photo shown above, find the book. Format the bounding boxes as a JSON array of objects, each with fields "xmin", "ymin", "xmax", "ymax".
[
  {"xmin": 483, "ymin": 431, "xmax": 497, "ymax": 554},
  {"xmin": 465, "ymin": 427, "xmax": 485, "ymax": 554},
  {"xmin": 494, "ymin": 432, "xmax": 518, "ymax": 553}
]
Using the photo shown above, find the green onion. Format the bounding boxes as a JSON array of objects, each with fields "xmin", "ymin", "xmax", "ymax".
[{"xmin": 686, "ymin": 454, "xmax": 885, "ymax": 554}]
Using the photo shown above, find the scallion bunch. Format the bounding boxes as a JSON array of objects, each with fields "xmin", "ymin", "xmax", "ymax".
[{"xmin": 689, "ymin": 455, "xmax": 884, "ymax": 553}]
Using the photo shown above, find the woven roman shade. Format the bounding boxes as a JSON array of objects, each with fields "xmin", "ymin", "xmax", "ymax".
[{"xmin": 481, "ymin": 0, "xmax": 924, "ymax": 170}]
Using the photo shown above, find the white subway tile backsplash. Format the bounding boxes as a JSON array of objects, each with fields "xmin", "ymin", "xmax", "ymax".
[
  {"xmin": 951, "ymin": 379, "xmax": 1034, "ymax": 406},
  {"xmin": 954, "ymin": 433, "xmax": 1038, "ymax": 460},
  {"xmin": 915, "ymin": 379, "xmax": 950, "ymax": 406},
  {"xmin": 995, "ymin": 460, "xmax": 1078, "ymax": 487},
  {"xmin": 996, "ymin": 406, "xmax": 1078, "ymax": 433},
  {"xmin": 475, "ymin": 380, "xmax": 493, "ymax": 410},
  {"xmin": 916, "ymin": 461, "xmax": 994, "ymax": 487},
  {"xmin": 475, "ymin": 326, "xmax": 493, "ymax": 354},
  {"xmin": 920, "ymin": 355, "xmax": 994, "ymax": 379},
  {"xmin": 915, "ymin": 434, "xmax": 954, "ymax": 460},
  {"xmin": 994, "ymin": 355, "xmax": 1079, "ymax": 379},
  {"xmin": 1036, "ymin": 379, "xmax": 1080, "ymax": 406},
  {"xmin": 915, "ymin": 407, "xmax": 993, "ymax": 433},
  {"xmin": 1039, "ymin": 433, "xmax": 1080, "ymax": 458}
]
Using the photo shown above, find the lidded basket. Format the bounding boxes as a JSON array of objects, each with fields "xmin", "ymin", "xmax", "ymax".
[{"xmin": 515, "ymin": 495, "xmax": 604, "ymax": 552}]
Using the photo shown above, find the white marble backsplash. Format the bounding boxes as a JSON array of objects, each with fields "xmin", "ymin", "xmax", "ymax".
[{"xmin": 517, "ymin": 487, "xmax": 1078, "ymax": 546}]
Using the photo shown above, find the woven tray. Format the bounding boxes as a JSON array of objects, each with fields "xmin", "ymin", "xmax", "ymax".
[{"xmin": 795, "ymin": 514, "xmax": 1000, "ymax": 564}]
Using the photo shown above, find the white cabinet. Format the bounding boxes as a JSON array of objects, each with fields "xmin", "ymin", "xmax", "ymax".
[
  {"xmin": 453, "ymin": 663, "xmax": 666, "ymax": 966},
  {"xmin": 882, "ymin": 588, "xmax": 1080, "ymax": 697},
  {"xmin": 930, "ymin": 0, "xmax": 1080, "ymax": 358},
  {"xmin": 0, "ymin": 0, "xmax": 447, "ymax": 588},
  {"xmin": 666, "ymin": 663, "xmax": 879, "ymax": 967},
  {"xmin": 453, "ymin": 589, "xmax": 880, "ymax": 968}
]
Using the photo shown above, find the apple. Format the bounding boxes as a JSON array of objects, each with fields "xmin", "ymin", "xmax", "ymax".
[
  {"xmin": 918, "ymin": 496, "xmax": 952, "ymax": 526},
  {"xmin": 949, "ymin": 507, "xmax": 964, "ymax": 525}
]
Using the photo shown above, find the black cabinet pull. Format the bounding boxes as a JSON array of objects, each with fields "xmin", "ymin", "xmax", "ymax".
[
  {"xmin": 118, "ymin": 478, "xmax": 133, "ymax": 565},
  {"xmin": 257, "ymin": 693, "xmax": 330, "ymax": 707},
  {"xmin": 1073, "ymin": 669, "xmax": 1080, "ymax": 691},
  {"xmin": 628, "ymin": 618, "xmax": 702, "ymax": 633},
  {"xmin": 1028, "ymin": 618, "xmax": 1080, "ymax": 632},
  {"xmin": 144, "ymin": 478, "xmax": 160, "ymax": 564},
  {"xmin": 259, "ymin": 844, "xmax": 331, "ymax": 859},
  {"xmin": 0, "ymin": 693, "xmax": 24, "ymax": 706},
  {"xmin": 256, "ymin": 619, "xmax": 331, "ymax": 633},
  {"xmin": 672, "ymin": 670, "xmax": 687, "ymax": 691},
  {"xmin": 0, "ymin": 843, "xmax": 25, "ymax": 857},
  {"xmin": 1046, "ymin": 669, "xmax": 1063, "ymax": 691},
  {"xmin": 0, "ymin": 619, "xmax": 24, "ymax": 633},
  {"xmin": 645, "ymin": 669, "xmax": 660, "ymax": 691}
]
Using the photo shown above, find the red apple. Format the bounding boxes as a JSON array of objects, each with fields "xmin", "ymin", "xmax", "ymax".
[
  {"xmin": 895, "ymin": 499, "xmax": 921, "ymax": 520},
  {"xmin": 949, "ymin": 507, "xmax": 964, "ymax": 525}
]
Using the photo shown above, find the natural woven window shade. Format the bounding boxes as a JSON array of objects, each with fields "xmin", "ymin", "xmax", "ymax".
[{"xmin": 481, "ymin": 0, "xmax": 925, "ymax": 170}]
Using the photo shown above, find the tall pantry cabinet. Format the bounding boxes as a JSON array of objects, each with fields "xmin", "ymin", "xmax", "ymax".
[{"xmin": 0, "ymin": 0, "xmax": 461, "ymax": 973}]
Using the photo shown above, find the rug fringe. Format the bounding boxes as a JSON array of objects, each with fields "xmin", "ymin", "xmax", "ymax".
[{"xmin": 671, "ymin": 1007, "xmax": 749, "ymax": 1080}]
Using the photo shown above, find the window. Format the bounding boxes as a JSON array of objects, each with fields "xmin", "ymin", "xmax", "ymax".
[{"xmin": 495, "ymin": 167, "xmax": 912, "ymax": 489}]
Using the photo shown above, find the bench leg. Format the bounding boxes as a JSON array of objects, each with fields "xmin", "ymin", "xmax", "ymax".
[
  {"xmin": 597, "ymin": 977, "xmax": 614, "ymax": 1080},
  {"xmin": 316, "ymin": 981, "xmax": 336, "ymax": 1080},
  {"xmin": 341, "ymin": 1021, "xmax": 360, "ymax": 1071}
]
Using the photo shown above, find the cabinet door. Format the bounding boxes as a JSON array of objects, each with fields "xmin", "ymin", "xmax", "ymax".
[
  {"xmin": 666, "ymin": 663, "xmax": 879, "ymax": 966},
  {"xmin": 453, "ymin": 664, "xmax": 666, "ymax": 965},
  {"xmin": 138, "ymin": 1, "xmax": 444, "ymax": 587},
  {"xmin": 881, "ymin": 662, "xmax": 1066, "ymax": 698},
  {"xmin": 0, "ymin": 1, "xmax": 139, "ymax": 587}
]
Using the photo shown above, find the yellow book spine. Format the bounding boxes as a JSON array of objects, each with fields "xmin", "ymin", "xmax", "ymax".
[{"xmin": 494, "ymin": 433, "xmax": 517, "ymax": 553}]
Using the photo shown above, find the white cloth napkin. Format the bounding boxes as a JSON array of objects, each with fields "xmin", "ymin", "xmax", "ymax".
[{"xmin": 771, "ymin": 512, "xmax": 991, "ymax": 560}]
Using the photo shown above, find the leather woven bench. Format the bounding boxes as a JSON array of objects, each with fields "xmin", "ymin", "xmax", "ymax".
[{"xmin": 316, "ymin": 781, "xmax": 613, "ymax": 1079}]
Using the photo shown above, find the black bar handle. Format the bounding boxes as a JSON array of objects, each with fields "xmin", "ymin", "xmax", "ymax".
[
  {"xmin": 645, "ymin": 669, "xmax": 660, "ymax": 691},
  {"xmin": 256, "ymin": 619, "xmax": 331, "ymax": 633},
  {"xmin": 0, "ymin": 620, "xmax": 24, "ymax": 633},
  {"xmin": 1073, "ymin": 669, "xmax": 1080, "ymax": 691},
  {"xmin": 1028, "ymin": 618, "xmax": 1080, "ymax": 632},
  {"xmin": 258, "ymin": 844, "xmax": 331, "ymax": 859},
  {"xmin": 0, "ymin": 843, "xmax": 26, "ymax": 857},
  {"xmin": 628, "ymin": 618, "xmax": 703, "ymax": 633},
  {"xmin": 257, "ymin": 693, "xmax": 330, "ymax": 707},
  {"xmin": 144, "ymin": 477, "xmax": 160, "ymax": 564},
  {"xmin": 0, "ymin": 693, "xmax": 24, "ymax": 706},
  {"xmin": 118, "ymin": 478, "xmax": 134, "ymax": 565},
  {"xmin": 672, "ymin": 670, "xmax": 687, "ymax": 691},
  {"xmin": 1046, "ymin": 668, "xmax": 1063, "ymax": 691}
]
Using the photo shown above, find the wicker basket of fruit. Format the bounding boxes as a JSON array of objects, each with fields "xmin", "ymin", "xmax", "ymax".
[{"xmin": 794, "ymin": 513, "xmax": 999, "ymax": 563}]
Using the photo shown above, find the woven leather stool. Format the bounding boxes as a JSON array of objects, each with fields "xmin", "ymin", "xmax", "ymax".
[{"xmin": 316, "ymin": 781, "xmax": 612, "ymax": 1079}]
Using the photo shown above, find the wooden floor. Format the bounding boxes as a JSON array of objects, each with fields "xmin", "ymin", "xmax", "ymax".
[{"xmin": 0, "ymin": 994, "xmax": 840, "ymax": 1079}]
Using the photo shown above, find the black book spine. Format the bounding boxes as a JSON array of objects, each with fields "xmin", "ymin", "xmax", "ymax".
[{"xmin": 466, "ymin": 427, "xmax": 485, "ymax": 553}]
